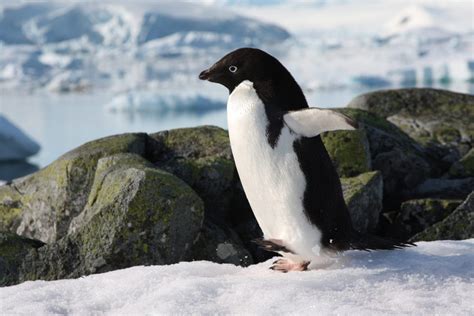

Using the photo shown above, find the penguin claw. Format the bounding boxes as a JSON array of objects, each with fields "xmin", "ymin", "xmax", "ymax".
[{"xmin": 270, "ymin": 258, "xmax": 310, "ymax": 273}]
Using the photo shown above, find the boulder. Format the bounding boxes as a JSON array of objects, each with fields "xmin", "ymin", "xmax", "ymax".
[
  {"xmin": 0, "ymin": 232, "xmax": 43, "ymax": 286},
  {"xmin": 348, "ymin": 88, "xmax": 474, "ymax": 171},
  {"xmin": 335, "ymin": 108, "xmax": 431, "ymax": 209},
  {"xmin": 388, "ymin": 199, "xmax": 461, "ymax": 240},
  {"xmin": 341, "ymin": 171, "xmax": 383, "ymax": 233},
  {"xmin": 321, "ymin": 129, "xmax": 371, "ymax": 177},
  {"xmin": 150, "ymin": 126, "xmax": 236, "ymax": 221},
  {"xmin": 0, "ymin": 133, "xmax": 148, "ymax": 243},
  {"xmin": 20, "ymin": 153, "xmax": 204, "ymax": 281},
  {"xmin": 411, "ymin": 192, "xmax": 474, "ymax": 242}
]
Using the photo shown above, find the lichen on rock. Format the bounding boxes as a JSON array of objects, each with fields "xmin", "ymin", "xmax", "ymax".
[
  {"xmin": 341, "ymin": 171, "xmax": 383, "ymax": 233},
  {"xmin": 321, "ymin": 129, "xmax": 371, "ymax": 177}
]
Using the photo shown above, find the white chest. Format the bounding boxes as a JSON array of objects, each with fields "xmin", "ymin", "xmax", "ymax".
[{"xmin": 227, "ymin": 81, "xmax": 321, "ymax": 259}]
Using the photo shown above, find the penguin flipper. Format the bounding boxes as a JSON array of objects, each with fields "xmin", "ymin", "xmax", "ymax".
[{"xmin": 283, "ymin": 107, "xmax": 358, "ymax": 137}]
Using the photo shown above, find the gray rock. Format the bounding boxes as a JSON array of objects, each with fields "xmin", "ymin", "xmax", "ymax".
[
  {"xmin": 321, "ymin": 129, "xmax": 372, "ymax": 177},
  {"xmin": 341, "ymin": 171, "xmax": 383, "ymax": 233},
  {"xmin": 0, "ymin": 133, "xmax": 148, "ymax": 243},
  {"xmin": 412, "ymin": 178, "xmax": 474, "ymax": 200},
  {"xmin": 389, "ymin": 199, "xmax": 461, "ymax": 240},
  {"xmin": 19, "ymin": 153, "xmax": 204, "ymax": 281},
  {"xmin": 449, "ymin": 148, "xmax": 474, "ymax": 178},
  {"xmin": 0, "ymin": 232, "xmax": 43, "ymax": 286},
  {"xmin": 335, "ymin": 108, "xmax": 431, "ymax": 209},
  {"xmin": 347, "ymin": 88, "xmax": 474, "ymax": 168},
  {"xmin": 411, "ymin": 191, "xmax": 474, "ymax": 241}
]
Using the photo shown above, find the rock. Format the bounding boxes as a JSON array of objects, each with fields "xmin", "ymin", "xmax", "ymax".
[
  {"xmin": 150, "ymin": 126, "xmax": 236, "ymax": 221},
  {"xmin": 20, "ymin": 153, "xmax": 204, "ymax": 281},
  {"xmin": 335, "ymin": 108, "xmax": 431, "ymax": 209},
  {"xmin": 0, "ymin": 115, "xmax": 40, "ymax": 161},
  {"xmin": 388, "ymin": 199, "xmax": 461, "ymax": 240},
  {"xmin": 412, "ymin": 178, "xmax": 474, "ymax": 200},
  {"xmin": 348, "ymin": 88, "xmax": 474, "ymax": 167},
  {"xmin": 449, "ymin": 148, "xmax": 474, "ymax": 177},
  {"xmin": 0, "ymin": 232, "xmax": 44, "ymax": 286},
  {"xmin": 0, "ymin": 133, "xmax": 148, "ymax": 243},
  {"xmin": 411, "ymin": 192, "xmax": 474, "ymax": 241},
  {"xmin": 321, "ymin": 129, "xmax": 371, "ymax": 177},
  {"xmin": 341, "ymin": 171, "xmax": 383, "ymax": 233}
]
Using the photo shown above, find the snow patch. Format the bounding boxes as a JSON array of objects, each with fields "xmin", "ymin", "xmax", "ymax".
[{"xmin": 1, "ymin": 239, "xmax": 473, "ymax": 314}]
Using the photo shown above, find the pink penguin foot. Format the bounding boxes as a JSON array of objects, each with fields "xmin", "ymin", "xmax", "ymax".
[{"xmin": 270, "ymin": 258, "xmax": 310, "ymax": 273}]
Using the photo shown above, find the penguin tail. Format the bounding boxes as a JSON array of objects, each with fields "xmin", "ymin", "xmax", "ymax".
[{"xmin": 349, "ymin": 231, "xmax": 415, "ymax": 251}]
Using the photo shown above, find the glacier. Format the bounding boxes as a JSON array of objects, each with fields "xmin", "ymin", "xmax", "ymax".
[
  {"xmin": 1, "ymin": 239, "xmax": 473, "ymax": 315},
  {"xmin": 0, "ymin": 0, "xmax": 472, "ymax": 95}
]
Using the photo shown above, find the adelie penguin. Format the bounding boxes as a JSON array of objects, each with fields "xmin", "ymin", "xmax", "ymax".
[{"xmin": 199, "ymin": 48, "xmax": 411, "ymax": 272}]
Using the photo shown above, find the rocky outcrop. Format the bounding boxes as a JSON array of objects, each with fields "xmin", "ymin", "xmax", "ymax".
[
  {"xmin": 347, "ymin": 88, "xmax": 474, "ymax": 174},
  {"xmin": 411, "ymin": 192, "xmax": 474, "ymax": 241},
  {"xmin": 388, "ymin": 198, "xmax": 461, "ymax": 240},
  {"xmin": 334, "ymin": 108, "xmax": 432, "ymax": 209}
]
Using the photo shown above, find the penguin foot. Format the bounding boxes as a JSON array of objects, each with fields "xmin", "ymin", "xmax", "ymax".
[
  {"xmin": 252, "ymin": 238, "xmax": 294, "ymax": 254},
  {"xmin": 270, "ymin": 258, "xmax": 310, "ymax": 273}
]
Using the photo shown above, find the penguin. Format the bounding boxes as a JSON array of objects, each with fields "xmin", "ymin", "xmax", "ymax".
[{"xmin": 199, "ymin": 48, "xmax": 411, "ymax": 272}]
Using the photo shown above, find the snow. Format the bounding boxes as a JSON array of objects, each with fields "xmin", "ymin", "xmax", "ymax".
[
  {"xmin": 0, "ymin": 115, "xmax": 40, "ymax": 160},
  {"xmin": 1, "ymin": 239, "xmax": 473, "ymax": 315}
]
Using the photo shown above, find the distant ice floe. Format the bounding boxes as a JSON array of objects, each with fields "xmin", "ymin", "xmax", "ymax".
[
  {"xmin": 0, "ymin": 115, "xmax": 40, "ymax": 181},
  {"xmin": 0, "ymin": 115, "xmax": 40, "ymax": 161},
  {"xmin": 105, "ymin": 90, "xmax": 226, "ymax": 114}
]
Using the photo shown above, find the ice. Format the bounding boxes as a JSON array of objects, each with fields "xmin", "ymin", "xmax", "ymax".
[
  {"xmin": 0, "ymin": 115, "xmax": 40, "ymax": 161},
  {"xmin": 0, "ymin": 239, "xmax": 473, "ymax": 315},
  {"xmin": 105, "ymin": 90, "xmax": 226, "ymax": 114}
]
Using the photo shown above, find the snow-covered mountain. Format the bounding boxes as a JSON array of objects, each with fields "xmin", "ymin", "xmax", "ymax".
[
  {"xmin": 0, "ymin": 0, "xmax": 472, "ymax": 95},
  {"xmin": 0, "ymin": 2, "xmax": 290, "ymax": 92}
]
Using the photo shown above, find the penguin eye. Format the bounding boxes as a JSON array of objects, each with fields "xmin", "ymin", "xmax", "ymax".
[{"xmin": 228, "ymin": 65, "xmax": 238, "ymax": 73}]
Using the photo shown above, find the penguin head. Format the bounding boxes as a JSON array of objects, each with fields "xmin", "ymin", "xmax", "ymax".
[{"xmin": 199, "ymin": 47, "xmax": 288, "ymax": 93}]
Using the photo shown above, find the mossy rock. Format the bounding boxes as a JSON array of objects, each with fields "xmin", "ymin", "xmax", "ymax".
[
  {"xmin": 334, "ymin": 108, "xmax": 431, "ymax": 209},
  {"xmin": 321, "ymin": 129, "xmax": 371, "ymax": 177},
  {"xmin": 0, "ymin": 232, "xmax": 43, "ymax": 286},
  {"xmin": 347, "ymin": 88, "xmax": 474, "ymax": 148},
  {"xmin": 388, "ymin": 198, "xmax": 462, "ymax": 240},
  {"xmin": 0, "ymin": 133, "xmax": 148, "ymax": 243},
  {"xmin": 410, "ymin": 192, "xmax": 474, "ymax": 242},
  {"xmin": 20, "ymin": 153, "xmax": 204, "ymax": 281},
  {"xmin": 341, "ymin": 171, "xmax": 383, "ymax": 233},
  {"xmin": 449, "ymin": 148, "xmax": 474, "ymax": 178}
]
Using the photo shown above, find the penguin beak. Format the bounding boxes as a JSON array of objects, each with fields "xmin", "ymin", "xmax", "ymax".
[{"xmin": 199, "ymin": 69, "xmax": 212, "ymax": 81}]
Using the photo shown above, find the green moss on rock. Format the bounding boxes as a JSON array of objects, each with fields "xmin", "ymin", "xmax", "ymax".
[
  {"xmin": 322, "ymin": 129, "xmax": 371, "ymax": 177},
  {"xmin": 341, "ymin": 171, "xmax": 383, "ymax": 233},
  {"xmin": 0, "ymin": 232, "xmax": 44, "ymax": 286},
  {"xmin": 410, "ymin": 192, "xmax": 474, "ymax": 242},
  {"xmin": 1, "ymin": 133, "xmax": 148, "ymax": 243}
]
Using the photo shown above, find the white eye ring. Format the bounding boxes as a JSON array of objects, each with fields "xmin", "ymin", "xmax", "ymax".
[{"xmin": 229, "ymin": 65, "xmax": 238, "ymax": 73}]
